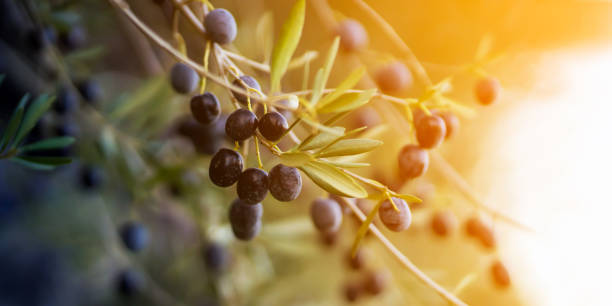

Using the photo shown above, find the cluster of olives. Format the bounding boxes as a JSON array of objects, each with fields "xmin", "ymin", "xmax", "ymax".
[{"xmin": 210, "ymin": 151, "xmax": 302, "ymax": 241}]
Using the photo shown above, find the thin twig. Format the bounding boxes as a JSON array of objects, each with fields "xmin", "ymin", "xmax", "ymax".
[
  {"xmin": 170, "ymin": 0, "xmax": 206, "ymax": 35},
  {"xmin": 349, "ymin": 0, "xmax": 432, "ymax": 87},
  {"xmin": 107, "ymin": 0, "xmax": 262, "ymax": 102}
]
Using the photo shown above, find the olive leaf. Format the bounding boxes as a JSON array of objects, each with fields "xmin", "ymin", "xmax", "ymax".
[
  {"xmin": 298, "ymin": 126, "xmax": 345, "ymax": 151},
  {"xmin": 13, "ymin": 94, "xmax": 55, "ymax": 148},
  {"xmin": 0, "ymin": 94, "xmax": 28, "ymax": 151},
  {"xmin": 323, "ymin": 160, "xmax": 370, "ymax": 168},
  {"xmin": 310, "ymin": 37, "xmax": 340, "ymax": 106},
  {"xmin": 11, "ymin": 156, "xmax": 72, "ymax": 171},
  {"xmin": 300, "ymin": 116, "xmax": 345, "ymax": 137},
  {"xmin": 317, "ymin": 66, "xmax": 366, "ymax": 107},
  {"xmin": 109, "ymin": 76, "xmax": 166, "ymax": 119},
  {"xmin": 317, "ymin": 89, "xmax": 376, "ymax": 114},
  {"xmin": 299, "ymin": 160, "xmax": 367, "ymax": 198},
  {"xmin": 255, "ymin": 11, "xmax": 274, "ymax": 63},
  {"xmin": 269, "ymin": 0, "xmax": 305, "ymax": 93},
  {"xmin": 317, "ymin": 138, "xmax": 383, "ymax": 158},
  {"xmin": 279, "ymin": 152, "xmax": 312, "ymax": 167},
  {"xmin": 20, "ymin": 137, "xmax": 75, "ymax": 152},
  {"xmin": 64, "ymin": 46, "xmax": 105, "ymax": 64},
  {"xmin": 392, "ymin": 192, "xmax": 422, "ymax": 203}
]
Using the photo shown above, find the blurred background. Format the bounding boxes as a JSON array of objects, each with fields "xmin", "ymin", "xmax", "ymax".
[{"xmin": 0, "ymin": 0, "xmax": 611, "ymax": 305}]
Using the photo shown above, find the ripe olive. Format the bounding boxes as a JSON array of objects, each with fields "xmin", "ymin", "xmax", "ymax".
[
  {"xmin": 225, "ymin": 109, "xmax": 258, "ymax": 141},
  {"xmin": 228, "ymin": 199, "xmax": 263, "ymax": 241},
  {"xmin": 204, "ymin": 9, "xmax": 237, "ymax": 45},
  {"xmin": 375, "ymin": 61, "xmax": 412, "ymax": 93},
  {"xmin": 310, "ymin": 198, "xmax": 343, "ymax": 233},
  {"xmin": 170, "ymin": 62, "xmax": 199, "ymax": 94},
  {"xmin": 268, "ymin": 164, "xmax": 302, "ymax": 202},
  {"xmin": 398, "ymin": 144, "xmax": 429, "ymax": 180},
  {"xmin": 378, "ymin": 197, "xmax": 411, "ymax": 232},
  {"xmin": 209, "ymin": 148, "xmax": 243, "ymax": 187},
  {"xmin": 258, "ymin": 111, "xmax": 288, "ymax": 142},
  {"xmin": 475, "ymin": 76, "xmax": 501, "ymax": 105},
  {"xmin": 236, "ymin": 168, "xmax": 269, "ymax": 205},
  {"xmin": 415, "ymin": 114, "xmax": 446, "ymax": 149}
]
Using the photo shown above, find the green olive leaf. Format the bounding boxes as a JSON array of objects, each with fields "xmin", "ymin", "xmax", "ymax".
[
  {"xmin": 279, "ymin": 152, "xmax": 312, "ymax": 167},
  {"xmin": 0, "ymin": 94, "xmax": 28, "ymax": 151},
  {"xmin": 310, "ymin": 37, "xmax": 340, "ymax": 106},
  {"xmin": 269, "ymin": 0, "xmax": 306, "ymax": 93},
  {"xmin": 13, "ymin": 94, "xmax": 55, "ymax": 148},
  {"xmin": 317, "ymin": 89, "xmax": 376, "ymax": 114},
  {"xmin": 317, "ymin": 66, "xmax": 366, "ymax": 107},
  {"xmin": 11, "ymin": 156, "xmax": 72, "ymax": 171},
  {"xmin": 20, "ymin": 137, "xmax": 75, "ymax": 152},
  {"xmin": 299, "ymin": 160, "xmax": 367, "ymax": 198},
  {"xmin": 299, "ymin": 126, "xmax": 345, "ymax": 151},
  {"xmin": 317, "ymin": 138, "xmax": 383, "ymax": 158}
]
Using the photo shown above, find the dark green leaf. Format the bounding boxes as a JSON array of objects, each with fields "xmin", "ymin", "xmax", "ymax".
[
  {"xmin": 0, "ymin": 94, "xmax": 28, "ymax": 150},
  {"xmin": 13, "ymin": 94, "xmax": 55, "ymax": 147},
  {"xmin": 11, "ymin": 156, "xmax": 72, "ymax": 171},
  {"xmin": 20, "ymin": 137, "xmax": 75, "ymax": 152},
  {"xmin": 269, "ymin": 0, "xmax": 305, "ymax": 93}
]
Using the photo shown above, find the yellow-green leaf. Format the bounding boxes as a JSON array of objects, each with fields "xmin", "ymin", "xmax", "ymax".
[
  {"xmin": 269, "ymin": 0, "xmax": 306, "ymax": 93},
  {"xmin": 317, "ymin": 138, "xmax": 382, "ymax": 158},
  {"xmin": 299, "ymin": 160, "xmax": 367, "ymax": 198},
  {"xmin": 280, "ymin": 152, "xmax": 312, "ymax": 167},
  {"xmin": 317, "ymin": 67, "xmax": 366, "ymax": 107},
  {"xmin": 324, "ymin": 161, "xmax": 370, "ymax": 168},
  {"xmin": 392, "ymin": 192, "xmax": 422, "ymax": 203},
  {"xmin": 317, "ymin": 89, "xmax": 376, "ymax": 114},
  {"xmin": 310, "ymin": 37, "xmax": 340, "ymax": 105},
  {"xmin": 299, "ymin": 126, "xmax": 345, "ymax": 151},
  {"xmin": 351, "ymin": 199, "xmax": 383, "ymax": 256},
  {"xmin": 300, "ymin": 116, "xmax": 345, "ymax": 136}
]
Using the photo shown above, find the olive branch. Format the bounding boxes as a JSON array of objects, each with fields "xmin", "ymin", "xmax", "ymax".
[{"xmin": 105, "ymin": 0, "xmax": 526, "ymax": 305}]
